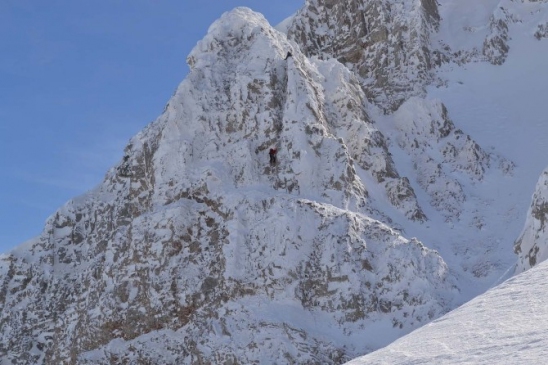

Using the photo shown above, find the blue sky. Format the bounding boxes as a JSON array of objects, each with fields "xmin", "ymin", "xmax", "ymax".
[{"xmin": 0, "ymin": 0, "xmax": 302, "ymax": 253}]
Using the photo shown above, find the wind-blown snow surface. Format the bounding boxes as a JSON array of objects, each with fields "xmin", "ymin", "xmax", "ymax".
[
  {"xmin": 346, "ymin": 259, "xmax": 548, "ymax": 365},
  {"xmin": 1, "ymin": 0, "xmax": 548, "ymax": 363}
]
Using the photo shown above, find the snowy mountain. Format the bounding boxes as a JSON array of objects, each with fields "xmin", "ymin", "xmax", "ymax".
[
  {"xmin": 345, "ymin": 258, "xmax": 548, "ymax": 365},
  {"xmin": 1, "ymin": 0, "xmax": 548, "ymax": 363},
  {"xmin": 515, "ymin": 168, "xmax": 548, "ymax": 273}
]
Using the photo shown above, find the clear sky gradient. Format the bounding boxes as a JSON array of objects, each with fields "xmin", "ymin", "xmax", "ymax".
[{"xmin": 0, "ymin": 0, "xmax": 302, "ymax": 254}]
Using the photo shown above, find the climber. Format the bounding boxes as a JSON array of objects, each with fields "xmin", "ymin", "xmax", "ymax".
[
  {"xmin": 269, "ymin": 148, "xmax": 278, "ymax": 165},
  {"xmin": 284, "ymin": 51, "xmax": 292, "ymax": 60}
]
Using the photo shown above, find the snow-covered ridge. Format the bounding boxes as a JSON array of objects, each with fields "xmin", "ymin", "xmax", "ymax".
[{"xmin": 515, "ymin": 168, "xmax": 548, "ymax": 273}]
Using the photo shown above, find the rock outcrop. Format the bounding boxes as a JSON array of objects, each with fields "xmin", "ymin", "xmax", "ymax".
[
  {"xmin": 392, "ymin": 97, "xmax": 512, "ymax": 220},
  {"xmin": 515, "ymin": 168, "xmax": 548, "ymax": 273},
  {"xmin": 287, "ymin": 0, "xmax": 440, "ymax": 111}
]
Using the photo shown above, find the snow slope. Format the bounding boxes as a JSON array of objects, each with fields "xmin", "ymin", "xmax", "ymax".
[{"xmin": 346, "ymin": 258, "xmax": 548, "ymax": 365}]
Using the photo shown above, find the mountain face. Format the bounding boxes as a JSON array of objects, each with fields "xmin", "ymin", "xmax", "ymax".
[
  {"xmin": 515, "ymin": 169, "xmax": 548, "ymax": 273},
  {"xmin": 287, "ymin": 0, "xmax": 440, "ymax": 110},
  {"xmin": 514, "ymin": 0, "xmax": 548, "ymax": 270},
  {"xmin": 1, "ymin": 0, "xmax": 548, "ymax": 364}
]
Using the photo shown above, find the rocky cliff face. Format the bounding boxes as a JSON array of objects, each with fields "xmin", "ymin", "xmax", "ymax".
[
  {"xmin": 287, "ymin": 0, "xmax": 440, "ymax": 110},
  {"xmin": 507, "ymin": 0, "xmax": 548, "ymax": 274},
  {"xmin": 1, "ymin": 0, "xmax": 547, "ymax": 364},
  {"xmin": 515, "ymin": 169, "xmax": 548, "ymax": 273},
  {"xmin": 391, "ymin": 97, "xmax": 512, "ymax": 221}
]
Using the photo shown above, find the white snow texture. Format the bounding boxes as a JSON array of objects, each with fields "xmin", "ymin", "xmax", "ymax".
[{"xmin": 1, "ymin": 0, "xmax": 548, "ymax": 364}]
